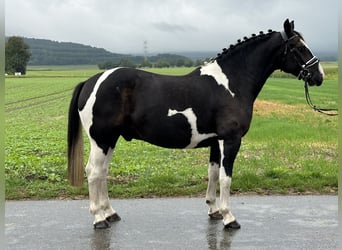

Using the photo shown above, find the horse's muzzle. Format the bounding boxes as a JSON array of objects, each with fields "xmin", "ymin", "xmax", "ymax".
[{"xmin": 307, "ymin": 72, "xmax": 323, "ymax": 86}]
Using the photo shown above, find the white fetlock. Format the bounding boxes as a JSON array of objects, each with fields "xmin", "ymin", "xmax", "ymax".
[
  {"xmin": 206, "ymin": 199, "xmax": 218, "ymax": 213},
  {"xmin": 220, "ymin": 208, "xmax": 236, "ymax": 226},
  {"xmin": 93, "ymin": 211, "xmax": 107, "ymax": 225},
  {"xmin": 221, "ymin": 210, "xmax": 240, "ymax": 229}
]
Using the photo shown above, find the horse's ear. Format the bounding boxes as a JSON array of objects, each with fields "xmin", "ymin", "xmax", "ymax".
[
  {"xmin": 283, "ymin": 19, "xmax": 294, "ymax": 36},
  {"xmin": 290, "ymin": 20, "xmax": 295, "ymax": 30}
]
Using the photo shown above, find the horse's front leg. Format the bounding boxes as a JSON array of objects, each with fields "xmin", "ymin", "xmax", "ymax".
[
  {"xmin": 205, "ymin": 141, "xmax": 222, "ymax": 219},
  {"xmin": 218, "ymin": 139, "xmax": 241, "ymax": 229}
]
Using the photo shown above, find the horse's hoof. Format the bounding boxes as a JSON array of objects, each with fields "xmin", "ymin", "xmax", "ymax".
[
  {"xmin": 106, "ymin": 213, "xmax": 121, "ymax": 223},
  {"xmin": 94, "ymin": 220, "xmax": 110, "ymax": 229},
  {"xmin": 208, "ymin": 210, "xmax": 223, "ymax": 220},
  {"xmin": 224, "ymin": 220, "xmax": 241, "ymax": 230}
]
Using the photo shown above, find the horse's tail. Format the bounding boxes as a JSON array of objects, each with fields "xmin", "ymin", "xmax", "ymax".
[{"xmin": 67, "ymin": 81, "xmax": 85, "ymax": 186}]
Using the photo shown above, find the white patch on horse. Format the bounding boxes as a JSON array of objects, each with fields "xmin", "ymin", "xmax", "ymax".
[
  {"xmin": 167, "ymin": 108, "xmax": 217, "ymax": 148},
  {"xmin": 318, "ymin": 63, "xmax": 325, "ymax": 78},
  {"xmin": 300, "ymin": 39, "xmax": 325, "ymax": 77},
  {"xmin": 79, "ymin": 68, "xmax": 120, "ymax": 136},
  {"xmin": 200, "ymin": 60, "xmax": 235, "ymax": 97},
  {"xmin": 299, "ymin": 39, "xmax": 314, "ymax": 55}
]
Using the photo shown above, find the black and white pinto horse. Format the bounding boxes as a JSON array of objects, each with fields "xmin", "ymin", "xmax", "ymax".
[{"xmin": 68, "ymin": 19, "xmax": 324, "ymax": 229}]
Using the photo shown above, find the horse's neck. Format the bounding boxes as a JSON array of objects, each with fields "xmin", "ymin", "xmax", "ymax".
[{"xmin": 219, "ymin": 33, "xmax": 283, "ymax": 103}]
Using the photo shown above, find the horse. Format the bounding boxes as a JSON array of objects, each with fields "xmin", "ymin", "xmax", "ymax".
[{"xmin": 67, "ymin": 19, "xmax": 324, "ymax": 229}]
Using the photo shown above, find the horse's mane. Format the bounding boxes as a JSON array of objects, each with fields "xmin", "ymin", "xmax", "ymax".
[{"xmin": 211, "ymin": 29, "xmax": 277, "ymax": 62}]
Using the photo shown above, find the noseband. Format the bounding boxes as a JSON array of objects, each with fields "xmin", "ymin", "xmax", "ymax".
[{"xmin": 280, "ymin": 31, "xmax": 320, "ymax": 82}]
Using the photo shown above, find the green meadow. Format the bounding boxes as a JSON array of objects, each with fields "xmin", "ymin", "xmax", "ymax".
[{"xmin": 5, "ymin": 63, "xmax": 338, "ymax": 199}]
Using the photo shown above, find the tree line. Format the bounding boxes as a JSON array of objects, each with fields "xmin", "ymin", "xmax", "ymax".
[{"xmin": 98, "ymin": 56, "xmax": 205, "ymax": 69}]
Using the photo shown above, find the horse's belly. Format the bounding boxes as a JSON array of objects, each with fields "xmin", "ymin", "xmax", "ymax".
[
  {"xmin": 130, "ymin": 107, "xmax": 217, "ymax": 149},
  {"xmin": 141, "ymin": 129, "xmax": 193, "ymax": 149},
  {"xmin": 136, "ymin": 128, "xmax": 217, "ymax": 149}
]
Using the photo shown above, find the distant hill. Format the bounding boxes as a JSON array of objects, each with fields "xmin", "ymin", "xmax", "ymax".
[
  {"xmin": 20, "ymin": 37, "xmax": 193, "ymax": 66},
  {"xmin": 11, "ymin": 37, "xmax": 337, "ymax": 66},
  {"xmin": 23, "ymin": 37, "xmax": 126, "ymax": 65}
]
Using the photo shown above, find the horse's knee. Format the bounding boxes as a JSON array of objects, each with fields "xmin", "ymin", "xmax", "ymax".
[
  {"xmin": 208, "ymin": 162, "xmax": 219, "ymax": 180},
  {"xmin": 219, "ymin": 169, "xmax": 232, "ymax": 189}
]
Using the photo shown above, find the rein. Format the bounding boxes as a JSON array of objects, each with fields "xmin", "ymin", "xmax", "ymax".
[
  {"xmin": 299, "ymin": 55, "xmax": 338, "ymax": 116},
  {"xmin": 304, "ymin": 80, "xmax": 338, "ymax": 116},
  {"xmin": 298, "ymin": 57, "xmax": 337, "ymax": 116}
]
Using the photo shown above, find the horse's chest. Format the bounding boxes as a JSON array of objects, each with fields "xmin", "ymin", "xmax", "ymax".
[{"xmin": 215, "ymin": 107, "xmax": 252, "ymax": 140}]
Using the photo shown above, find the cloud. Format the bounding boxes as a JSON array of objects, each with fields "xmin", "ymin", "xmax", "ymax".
[
  {"xmin": 5, "ymin": 0, "xmax": 338, "ymax": 54},
  {"xmin": 152, "ymin": 22, "xmax": 198, "ymax": 33}
]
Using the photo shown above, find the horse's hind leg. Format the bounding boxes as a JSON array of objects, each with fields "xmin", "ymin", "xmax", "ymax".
[{"xmin": 86, "ymin": 139, "xmax": 120, "ymax": 229}]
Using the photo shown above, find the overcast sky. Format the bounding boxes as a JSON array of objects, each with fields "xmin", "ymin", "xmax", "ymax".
[{"xmin": 5, "ymin": 0, "xmax": 338, "ymax": 54}]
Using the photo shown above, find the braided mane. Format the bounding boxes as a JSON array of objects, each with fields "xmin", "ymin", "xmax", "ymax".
[{"xmin": 211, "ymin": 29, "xmax": 276, "ymax": 61}]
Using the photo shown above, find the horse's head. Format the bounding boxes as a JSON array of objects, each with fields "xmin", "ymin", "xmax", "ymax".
[{"xmin": 280, "ymin": 19, "xmax": 324, "ymax": 86}]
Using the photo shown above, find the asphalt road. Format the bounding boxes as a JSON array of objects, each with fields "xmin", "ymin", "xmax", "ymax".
[{"xmin": 5, "ymin": 195, "xmax": 338, "ymax": 249}]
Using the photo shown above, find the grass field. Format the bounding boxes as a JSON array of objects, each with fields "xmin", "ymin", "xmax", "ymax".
[{"xmin": 5, "ymin": 64, "xmax": 338, "ymax": 199}]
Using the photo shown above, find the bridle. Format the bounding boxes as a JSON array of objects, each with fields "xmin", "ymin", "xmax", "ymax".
[
  {"xmin": 280, "ymin": 31, "xmax": 338, "ymax": 116},
  {"xmin": 280, "ymin": 31, "xmax": 320, "ymax": 82}
]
